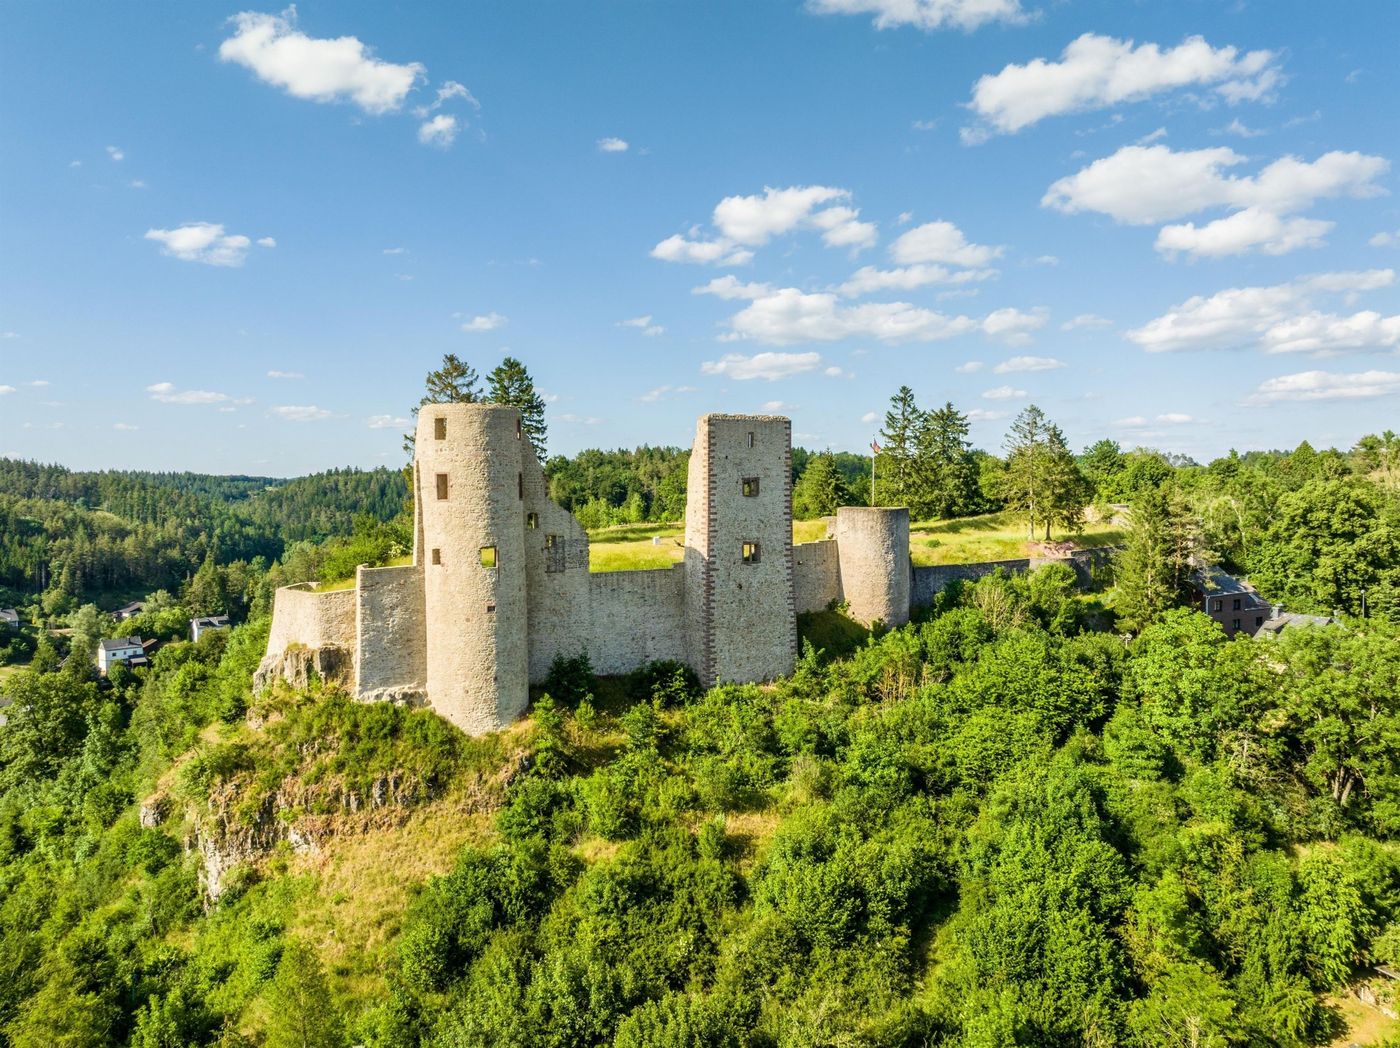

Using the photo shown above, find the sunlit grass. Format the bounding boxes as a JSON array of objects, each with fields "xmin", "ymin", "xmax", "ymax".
[{"xmin": 908, "ymin": 510, "xmax": 1123, "ymax": 567}]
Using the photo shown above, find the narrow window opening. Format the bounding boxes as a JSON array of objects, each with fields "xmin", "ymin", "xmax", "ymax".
[
  {"xmin": 742, "ymin": 541, "xmax": 760, "ymax": 564},
  {"xmin": 741, "ymin": 476, "xmax": 760, "ymax": 497},
  {"xmin": 526, "ymin": 512, "xmax": 539, "ymax": 529},
  {"xmin": 431, "ymin": 548, "xmax": 442, "ymax": 565},
  {"xmin": 1232, "ymin": 618, "xmax": 1241, "ymax": 631},
  {"xmin": 1211, "ymin": 598, "xmax": 1222, "ymax": 612},
  {"xmin": 434, "ymin": 417, "xmax": 447, "ymax": 440},
  {"xmin": 1232, "ymin": 598, "xmax": 1241, "ymax": 611},
  {"xmin": 435, "ymin": 473, "xmax": 449, "ymax": 500},
  {"xmin": 516, "ymin": 417, "xmax": 522, "ymax": 438},
  {"xmin": 746, "ymin": 431, "xmax": 755, "ymax": 448},
  {"xmin": 485, "ymin": 603, "xmax": 496, "ymax": 614},
  {"xmin": 480, "ymin": 546, "xmax": 497, "ymax": 569},
  {"xmin": 518, "ymin": 472, "xmax": 524, "ymax": 500}
]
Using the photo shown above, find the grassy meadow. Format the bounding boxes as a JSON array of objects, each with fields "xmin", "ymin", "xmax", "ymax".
[{"xmin": 585, "ymin": 510, "xmax": 1123, "ymax": 572}]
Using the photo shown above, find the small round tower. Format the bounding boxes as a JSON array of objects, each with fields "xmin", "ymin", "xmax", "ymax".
[
  {"xmin": 416, "ymin": 403, "xmax": 529, "ymax": 733},
  {"xmin": 834, "ymin": 506, "xmax": 911, "ymax": 628}
]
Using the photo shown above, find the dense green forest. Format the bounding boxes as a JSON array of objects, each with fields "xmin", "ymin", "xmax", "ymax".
[{"xmin": 3, "ymin": 553, "xmax": 1400, "ymax": 1045}]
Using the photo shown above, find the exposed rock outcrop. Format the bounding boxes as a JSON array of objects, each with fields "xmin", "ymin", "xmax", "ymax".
[{"xmin": 253, "ymin": 644, "xmax": 353, "ymax": 694}]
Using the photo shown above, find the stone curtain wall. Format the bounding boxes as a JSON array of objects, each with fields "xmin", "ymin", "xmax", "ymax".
[
  {"xmin": 793, "ymin": 540, "xmax": 840, "ymax": 614},
  {"xmin": 265, "ymin": 584, "xmax": 356, "ymax": 654},
  {"xmin": 522, "ymin": 429, "xmax": 594, "ymax": 685},
  {"xmin": 910, "ymin": 547, "xmax": 1119, "ymax": 609},
  {"xmin": 587, "ymin": 566, "xmax": 689, "ymax": 675},
  {"xmin": 355, "ymin": 563, "xmax": 426, "ymax": 704}
]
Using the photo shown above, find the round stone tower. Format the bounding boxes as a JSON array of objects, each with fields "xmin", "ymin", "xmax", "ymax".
[
  {"xmin": 415, "ymin": 403, "xmax": 529, "ymax": 734},
  {"xmin": 834, "ymin": 506, "xmax": 911, "ymax": 628}
]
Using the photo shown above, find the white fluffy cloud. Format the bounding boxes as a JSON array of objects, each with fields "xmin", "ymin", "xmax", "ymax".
[
  {"xmin": 1155, "ymin": 208, "xmax": 1333, "ymax": 258},
  {"xmin": 219, "ymin": 7, "xmax": 424, "ymax": 113},
  {"xmin": 890, "ymin": 220, "xmax": 1002, "ymax": 267},
  {"xmin": 1372, "ymin": 230, "xmax": 1400, "ymax": 248},
  {"xmin": 955, "ymin": 361, "xmax": 984, "ymax": 373},
  {"xmin": 805, "ymin": 0, "xmax": 1026, "ymax": 32},
  {"xmin": 1126, "ymin": 269, "xmax": 1400, "ymax": 354},
  {"xmin": 982, "ymin": 385, "xmax": 1027, "ymax": 399},
  {"xmin": 271, "ymin": 404, "xmax": 332, "ymax": 421},
  {"xmin": 461, "ymin": 312, "xmax": 507, "ymax": 332},
  {"xmin": 692, "ymin": 276, "xmax": 774, "ymax": 300},
  {"xmin": 654, "ymin": 185, "xmax": 876, "ymax": 265},
  {"xmin": 724, "ymin": 289, "xmax": 979, "ymax": 345},
  {"xmin": 106, "ymin": 145, "xmax": 124, "ymax": 161},
  {"xmin": 619, "ymin": 315, "xmax": 665, "ymax": 336},
  {"xmin": 417, "ymin": 114, "xmax": 458, "ymax": 146},
  {"xmin": 256, "ymin": 236, "xmax": 278, "ymax": 248},
  {"xmin": 701, "ymin": 351, "xmax": 825, "ymax": 381},
  {"xmin": 0, "ymin": 386, "xmax": 15, "ymax": 395},
  {"xmin": 651, "ymin": 234, "xmax": 754, "ymax": 267},
  {"xmin": 1062, "ymin": 313, "xmax": 1112, "ymax": 331},
  {"xmin": 967, "ymin": 408, "xmax": 1009, "ymax": 421},
  {"xmin": 1244, "ymin": 369, "xmax": 1400, "ymax": 404},
  {"xmin": 368, "ymin": 414, "xmax": 409, "ymax": 428},
  {"xmin": 982, "ymin": 307, "xmax": 1048, "ymax": 345},
  {"xmin": 146, "ymin": 381, "xmax": 241, "ymax": 405},
  {"xmin": 1044, "ymin": 146, "xmax": 1386, "ymax": 225},
  {"xmin": 966, "ymin": 34, "xmax": 1280, "ymax": 138},
  {"xmin": 145, "ymin": 222, "xmax": 266, "ymax": 267},
  {"xmin": 837, "ymin": 262, "xmax": 995, "ymax": 297},
  {"xmin": 994, "ymin": 354, "xmax": 1064, "ymax": 372},
  {"xmin": 597, "ymin": 137, "xmax": 629, "ymax": 153},
  {"xmin": 1045, "ymin": 144, "xmax": 1387, "ymax": 258},
  {"xmin": 719, "ymin": 286, "xmax": 1049, "ymax": 347},
  {"xmin": 267, "ymin": 369, "xmax": 303, "ymax": 378}
]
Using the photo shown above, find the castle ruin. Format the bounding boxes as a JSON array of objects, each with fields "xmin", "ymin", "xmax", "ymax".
[{"xmin": 257, "ymin": 403, "xmax": 1100, "ymax": 735}]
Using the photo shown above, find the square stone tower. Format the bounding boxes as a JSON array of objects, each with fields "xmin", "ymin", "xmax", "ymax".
[{"xmin": 683, "ymin": 414, "xmax": 797, "ymax": 686}]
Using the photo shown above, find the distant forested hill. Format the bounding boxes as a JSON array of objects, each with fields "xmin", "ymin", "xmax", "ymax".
[{"xmin": 0, "ymin": 459, "xmax": 409, "ymax": 608}]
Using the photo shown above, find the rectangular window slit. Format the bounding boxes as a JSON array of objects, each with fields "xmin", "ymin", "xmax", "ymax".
[
  {"xmin": 485, "ymin": 603, "xmax": 496, "ymax": 614},
  {"xmin": 435, "ymin": 473, "xmax": 449, "ymax": 500},
  {"xmin": 480, "ymin": 546, "xmax": 497, "ymax": 569},
  {"xmin": 526, "ymin": 512, "xmax": 538, "ymax": 529},
  {"xmin": 741, "ymin": 476, "xmax": 759, "ymax": 497},
  {"xmin": 746, "ymin": 431, "xmax": 755, "ymax": 448},
  {"xmin": 434, "ymin": 417, "xmax": 447, "ymax": 440},
  {"xmin": 431, "ymin": 548, "xmax": 442, "ymax": 565},
  {"xmin": 518, "ymin": 472, "xmax": 524, "ymax": 499},
  {"xmin": 742, "ymin": 541, "xmax": 760, "ymax": 564},
  {"xmin": 516, "ymin": 417, "xmax": 522, "ymax": 438}
]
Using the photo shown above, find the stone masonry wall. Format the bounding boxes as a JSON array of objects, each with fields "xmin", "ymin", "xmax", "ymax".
[
  {"xmin": 522, "ymin": 431, "xmax": 593, "ymax": 685},
  {"xmin": 911, "ymin": 559, "xmax": 1031, "ymax": 608},
  {"xmin": 793, "ymin": 539, "xmax": 841, "ymax": 614},
  {"xmin": 587, "ymin": 566, "xmax": 689, "ymax": 675},
  {"xmin": 265, "ymin": 584, "xmax": 356, "ymax": 655},
  {"xmin": 355, "ymin": 563, "xmax": 426, "ymax": 703},
  {"xmin": 835, "ymin": 507, "xmax": 911, "ymax": 628},
  {"xmin": 685, "ymin": 415, "xmax": 797, "ymax": 687}
]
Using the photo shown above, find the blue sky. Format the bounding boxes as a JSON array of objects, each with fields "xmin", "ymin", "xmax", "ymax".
[{"xmin": 2, "ymin": 0, "xmax": 1398, "ymax": 475}]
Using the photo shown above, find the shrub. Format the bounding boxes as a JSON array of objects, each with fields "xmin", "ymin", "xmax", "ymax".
[
  {"xmin": 629, "ymin": 660, "xmax": 702, "ymax": 707},
  {"xmin": 543, "ymin": 651, "xmax": 597, "ymax": 708}
]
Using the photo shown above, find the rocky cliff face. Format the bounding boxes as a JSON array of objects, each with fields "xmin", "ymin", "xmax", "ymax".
[{"xmin": 253, "ymin": 644, "xmax": 353, "ymax": 694}]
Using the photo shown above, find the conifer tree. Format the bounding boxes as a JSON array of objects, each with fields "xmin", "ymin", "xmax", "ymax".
[
  {"xmin": 793, "ymin": 451, "xmax": 853, "ymax": 519},
  {"xmin": 487, "ymin": 356, "xmax": 548, "ymax": 459},
  {"xmin": 917, "ymin": 401, "xmax": 976, "ymax": 519},
  {"xmin": 1115, "ymin": 485, "xmax": 1199, "ymax": 632},
  {"xmin": 1003, "ymin": 404, "xmax": 1050, "ymax": 539},
  {"xmin": 879, "ymin": 386, "xmax": 925, "ymax": 513},
  {"xmin": 1043, "ymin": 423, "xmax": 1091, "ymax": 539},
  {"xmin": 405, "ymin": 353, "xmax": 481, "ymax": 455}
]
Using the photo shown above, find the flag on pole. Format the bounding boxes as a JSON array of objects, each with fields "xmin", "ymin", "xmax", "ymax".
[{"xmin": 870, "ymin": 439, "xmax": 881, "ymax": 454}]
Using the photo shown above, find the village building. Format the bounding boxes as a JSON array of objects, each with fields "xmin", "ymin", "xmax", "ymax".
[
  {"xmin": 97, "ymin": 637, "xmax": 148, "ymax": 675},
  {"xmin": 114, "ymin": 601, "xmax": 145, "ymax": 621},
  {"xmin": 0, "ymin": 609, "xmax": 19, "ymax": 630},
  {"xmin": 191, "ymin": 615, "xmax": 231, "ymax": 642}
]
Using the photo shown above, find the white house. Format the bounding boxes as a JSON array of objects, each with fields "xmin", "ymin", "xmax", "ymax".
[
  {"xmin": 97, "ymin": 636, "xmax": 147, "ymax": 675},
  {"xmin": 191, "ymin": 615, "xmax": 231, "ymax": 642},
  {"xmin": 0, "ymin": 609, "xmax": 19, "ymax": 629}
]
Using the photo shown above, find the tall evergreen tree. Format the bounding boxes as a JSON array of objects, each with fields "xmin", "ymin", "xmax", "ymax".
[
  {"xmin": 1002, "ymin": 405, "xmax": 1051, "ymax": 540},
  {"xmin": 917, "ymin": 401, "xmax": 977, "ymax": 519},
  {"xmin": 1114, "ymin": 485, "xmax": 1199, "ymax": 632},
  {"xmin": 878, "ymin": 386, "xmax": 925, "ymax": 513},
  {"xmin": 1043, "ymin": 423, "xmax": 1091, "ymax": 539},
  {"xmin": 406, "ymin": 354, "xmax": 482, "ymax": 454},
  {"xmin": 793, "ymin": 451, "xmax": 853, "ymax": 519},
  {"xmin": 487, "ymin": 356, "xmax": 548, "ymax": 459}
]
